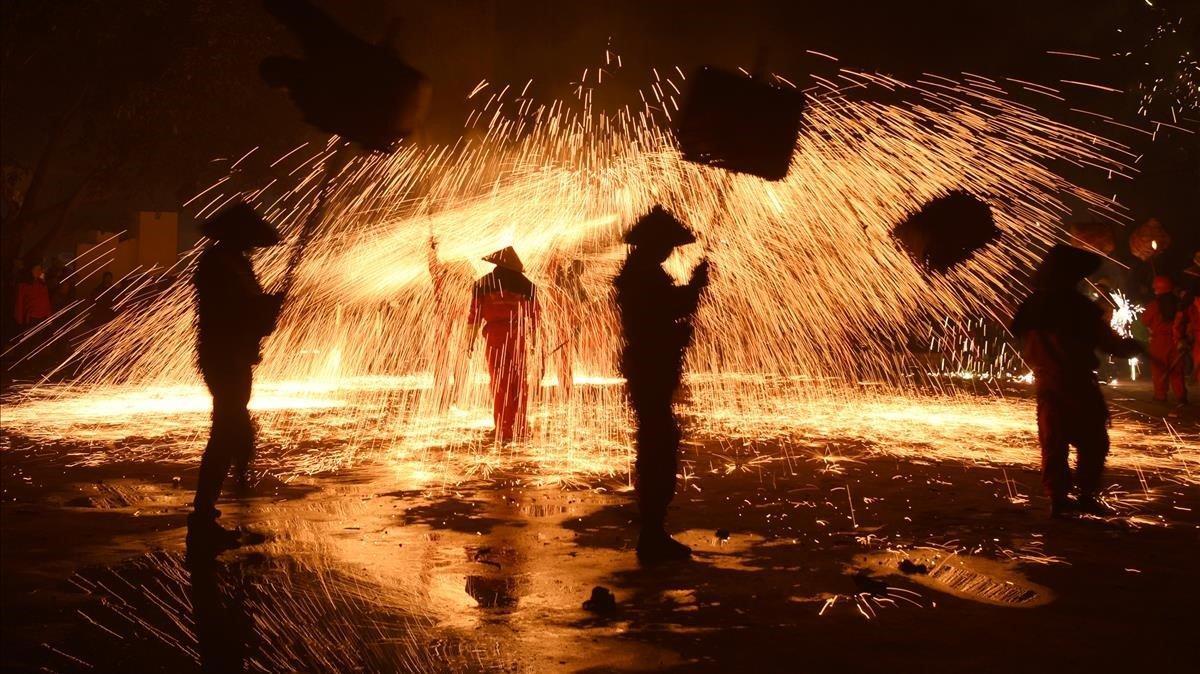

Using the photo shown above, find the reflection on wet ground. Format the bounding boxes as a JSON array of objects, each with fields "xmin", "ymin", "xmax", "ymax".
[{"xmin": 2, "ymin": 409, "xmax": 1199, "ymax": 671}]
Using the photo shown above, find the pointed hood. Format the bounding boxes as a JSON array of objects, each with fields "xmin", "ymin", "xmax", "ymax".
[
  {"xmin": 201, "ymin": 202, "xmax": 282, "ymax": 247},
  {"xmin": 483, "ymin": 246, "xmax": 524, "ymax": 272},
  {"xmin": 1033, "ymin": 244, "xmax": 1102, "ymax": 290},
  {"xmin": 623, "ymin": 206, "xmax": 697, "ymax": 248}
]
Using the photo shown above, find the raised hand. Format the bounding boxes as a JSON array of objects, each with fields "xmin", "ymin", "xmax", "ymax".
[{"xmin": 692, "ymin": 259, "xmax": 712, "ymax": 289}]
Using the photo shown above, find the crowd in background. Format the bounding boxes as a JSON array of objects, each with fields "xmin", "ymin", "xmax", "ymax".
[{"xmin": 1, "ymin": 258, "xmax": 119, "ymax": 381}]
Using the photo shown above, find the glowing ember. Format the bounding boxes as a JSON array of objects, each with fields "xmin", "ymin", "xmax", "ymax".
[{"xmin": 1109, "ymin": 290, "xmax": 1144, "ymax": 381}]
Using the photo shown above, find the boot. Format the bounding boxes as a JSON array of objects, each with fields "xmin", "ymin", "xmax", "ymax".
[
  {"xmin": 636, "ymin": 527, "xmax": 692, "ymax": 564},
  {"xmin": 1075, "ymin": 494, "xmax": 1115, "ymax": 517},
  {"xmin": 187, "ymin": 511, "xmax": 242, "ymax": 556},
  {"xmin": 1049, "ymin": 496, "xmax": 1076, "ymax": 519}
]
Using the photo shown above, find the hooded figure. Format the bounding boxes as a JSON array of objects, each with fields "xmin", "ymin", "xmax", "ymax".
[
  {"xmin": 548, "ymin": 258, "xmax": 588, "ymax": 399},
  {"xmin": 614, "ymin": 206, "xmax": 710, "ymax": 562},
  {"xmin": 427, "ymin": 236, "xmax": 474, "ymax": 407},
  {"xmin": 1141, "ymin": 275, "xmax": 1188, "ymax": 404},
  {"xmin": 189, "ymin": 202, "xmax": 283, "ymax": 553},
  {"xmin": 1011, "ymin": 244, "xmax": 1141, "ymax": 517},
  {"xmin": 468, "ymin": 246, "xmax": 538, "ymax": 442}
]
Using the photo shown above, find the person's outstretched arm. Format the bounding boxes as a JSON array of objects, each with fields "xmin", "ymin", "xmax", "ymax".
[{"xmin": 677, "ymin": 259, "xmax": 711, "ymax": 318}]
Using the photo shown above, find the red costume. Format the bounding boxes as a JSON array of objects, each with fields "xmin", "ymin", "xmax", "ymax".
[
  {"xmin": 1187, "ymin": 300, "xmax": 1200, "ymax": 383},
  {"xmin": 468, "ymin": 248, "xmax": 538, "ymax": 442},
  {"xmin": 1142, "ymin": 276, "xmax": 1187, "ymax": 403},
  {"xmin": 14, "ymin": 277, "xmax": 52, "ymax": 326}
]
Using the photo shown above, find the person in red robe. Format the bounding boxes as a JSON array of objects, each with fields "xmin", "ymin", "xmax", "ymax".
[
  {"xmin": 1184, "ymin": 293, "xmax": 1200, "ymax": 384},
  {"xmin": 468, "ymin": 246, "xmax": 538, "ymax": 442},
  {"xmin": 1142, "ymin": 275, "xmax": 1188, "ymax": 405}
]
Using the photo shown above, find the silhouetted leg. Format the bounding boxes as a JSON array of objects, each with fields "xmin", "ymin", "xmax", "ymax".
[
  {"xmin": 195, "ymin": 363, "xmax": 253, "ymax": 515},
  {"xmin": 486, "ymin": 341, "xmax": 507, "ymax": 438},
  {"xmin": 229, "ymin": 401, "xmax": 256, "ymax": 492},
  {"xmin": 630, "ymin": 381, "xmax": 690, "ymax": 562},
  {"xmin": 194, "ymin": 420, "xmax": 236, "ymax": 519},
  {"xmin": 635, "ymin": 404, "xmax": 679, "ymax": 531},
  {"xmin": 1074, "ymin": 409, "xmax": 1110, "ymax": 501},
  {"xmin": 192, "ymin": 364, "xmax": 253, "ymax": 556},
  {"xmin": 630, "ymin": 377, "xmax": 680, "ymax": 532},
  {"xmin": 1037, "ymin": 396, "xmax": 1071, "ymax": 507}
]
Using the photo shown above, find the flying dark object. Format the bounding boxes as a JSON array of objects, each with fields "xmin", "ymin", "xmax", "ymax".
[
  {"xmin": 892, "ymin": 190, "xmax": 998, "ymax": 272},
  {"xmin": 674, "ymin": 66, "xmax": 806, "ymax": 181},
  {"xmin": 261, "ymin": 0, "xmax": 431, "ymax": 151}
]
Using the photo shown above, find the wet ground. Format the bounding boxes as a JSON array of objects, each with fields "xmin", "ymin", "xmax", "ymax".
[{"xmin": 2, "ymin": 384, "xmax": 1198, "ymax": 673}]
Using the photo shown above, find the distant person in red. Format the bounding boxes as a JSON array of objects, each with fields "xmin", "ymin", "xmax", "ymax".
[
  {"xmin": 547, "ymin": 258, "xmax": 587, "ymax": 400},
  {"xmin": 1189, "ymin": 253, "xmax": 1200, "ymax": 382},
  {"xmin": 1011, "ymin": 245, "xmax": 1142, "ymax": 518},
  {"xmin": 1142, "ymin": 275, "xmax": 1188, "ymax": 405},
  {"xmin": 1185, "ymin": 292, "xmax": 1200, "ymax": 384},
  {"xmin": 468, "ymin": 246, "xmax": 538, "ymax": 442},
  {"xmin": 14, "ymin": 263, "xmax": 52, "ymax": 328}
]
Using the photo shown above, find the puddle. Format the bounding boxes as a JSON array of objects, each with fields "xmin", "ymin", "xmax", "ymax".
[
  {"xmin": 854, "ymin": 549, "xmax": 1053, "ymax": 607},
  {"xmin": 63, "ymin": 481, "xmax": 178, "ymax": 509}
]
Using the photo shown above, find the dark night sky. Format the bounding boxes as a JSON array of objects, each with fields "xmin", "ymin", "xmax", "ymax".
[{"xmin": 2, "ymin": 0, "xmax": 1196, "ymax": 271}]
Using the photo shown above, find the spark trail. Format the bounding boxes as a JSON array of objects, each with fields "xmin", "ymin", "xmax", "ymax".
[{"xmin": 7, "ymin": 64, "xmax": 1186, "ymax": 485}]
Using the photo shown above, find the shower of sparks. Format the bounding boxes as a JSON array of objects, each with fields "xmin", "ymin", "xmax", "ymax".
[
  {"xmin": 1105, "ymin": 5, "xmax": 1200, "ymax": 120},
  {"xmin": 1127, "ymin": 14, "xmax": 1199, "ymax": 119},
  {"xmin": 1109, "ymin": 290, "xmax": 1144, "ymax": 381},
  {"xmin": 5, "ymin": 60, "xmax": 1190, "ymax": 486}
]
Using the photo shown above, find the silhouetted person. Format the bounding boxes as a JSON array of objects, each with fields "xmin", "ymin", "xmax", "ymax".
[
  {"xmin": 13, "ymin": 263, "xmax": 51, "ymax": 329},
  {"xmin": 189, "ymin": 203, "xmax": 283, "ymax": 552},
  {"xmin": 1011, "ymin": 245, "xmax": 1142, "ymax": 518},
  {"xmin": 549, "ymin": 258, "xmax": 587, "ymax": 399},
  {"xmin": 468, "ymin": 246, "xmax": 538, "ymax": 442},
  {"xmin": 615, "ymin": 207, "xmax": 709, "ymax": 562},
  {"xmin": 90, "ymin": 271, "xmax": 117, "ymax": 327},
  {"xmin": 427, "ymin": 235, "xmax": 473, "ymax": 407},
  {"xmin": 1142, "ymin": 275, "xmax": 1188, "ymax": 405}
]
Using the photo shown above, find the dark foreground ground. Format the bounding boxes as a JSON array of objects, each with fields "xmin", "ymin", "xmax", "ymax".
[{"xmin": 2, "ymin": 384, "xmax": 1198, "ymax": 673}]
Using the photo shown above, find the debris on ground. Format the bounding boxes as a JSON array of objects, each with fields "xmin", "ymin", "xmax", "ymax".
[
  {"xmin": 852, "ymin": 571, "xmax": 890, "ymax": 596},
  {"xmin": 582, "ymin": 586, "xmax": 617, "ymax": 613}
]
